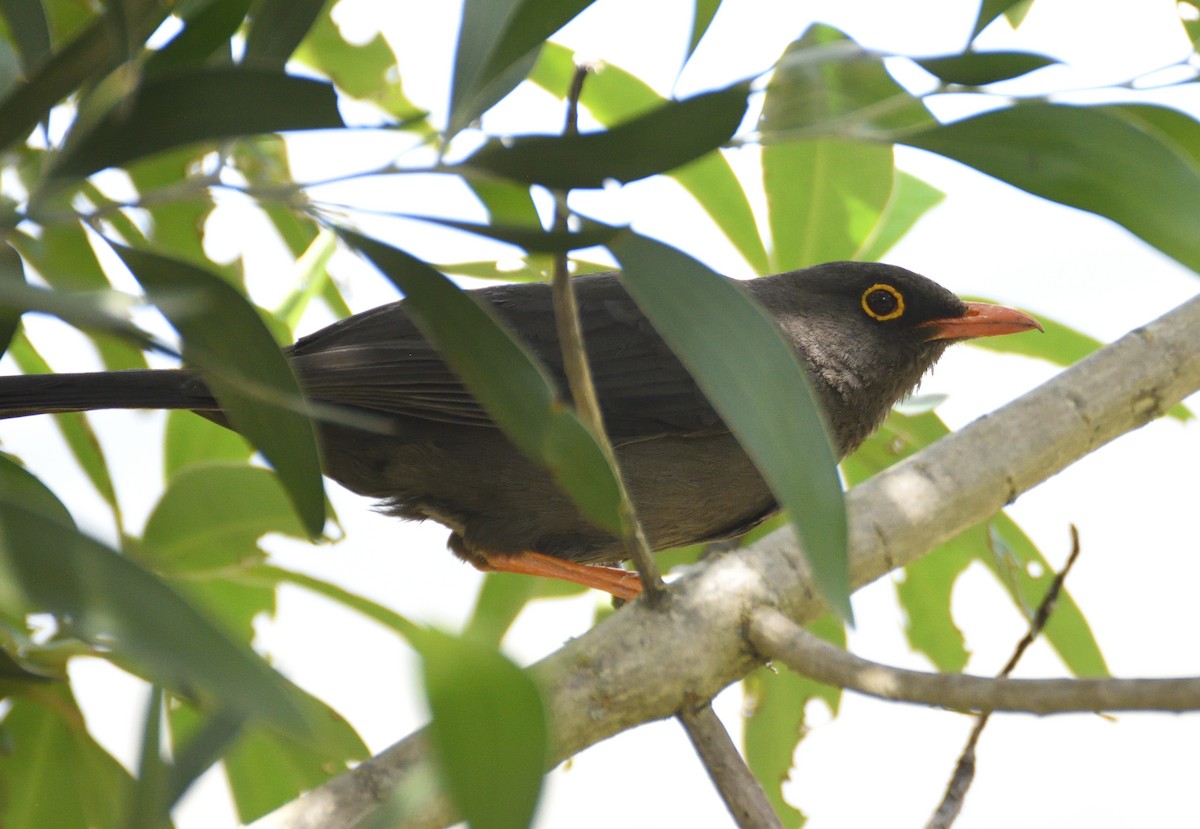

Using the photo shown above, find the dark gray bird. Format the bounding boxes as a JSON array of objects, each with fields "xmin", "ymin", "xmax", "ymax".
[{"xmin": 0, "ymin": 262, "xmax": 1041, "ymax": 598}]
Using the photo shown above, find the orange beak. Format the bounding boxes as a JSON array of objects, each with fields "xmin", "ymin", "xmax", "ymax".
[{"xmin": 921, "ymin": 301, "xmax": 1043, "ymax": 342}]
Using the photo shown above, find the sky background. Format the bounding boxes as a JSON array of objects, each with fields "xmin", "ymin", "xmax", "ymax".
[{"xmin": 4, "ymin": 0, "xmax": 1200, "ymax": 826}]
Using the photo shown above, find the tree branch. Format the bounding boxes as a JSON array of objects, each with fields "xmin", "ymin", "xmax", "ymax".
[
  {"xmin": 248, "ymin": 295, "xmax": 1200, "ymax": 829},
  {"xmin": 678, "ymin": 699, "xmax": 782, "ymax": 829},
  {"xmin": 749, "ymin": 607, "xmax": 1200, "ymax": 713}
]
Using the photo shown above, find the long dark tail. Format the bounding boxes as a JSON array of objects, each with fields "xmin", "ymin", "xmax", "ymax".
[{"xmin": 0, "ymin": 369, "xmax": 218, "ymax": 419}]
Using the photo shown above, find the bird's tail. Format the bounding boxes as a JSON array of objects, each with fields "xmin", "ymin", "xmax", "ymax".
[{"xmin": 0, "ymin": 369, "xmax": 217, "ymax": 419}]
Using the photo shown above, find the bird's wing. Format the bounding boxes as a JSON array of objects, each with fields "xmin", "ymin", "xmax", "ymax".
[{"xmin": 286, "ymin": 274, "xmax": 726, "ymax": 437}]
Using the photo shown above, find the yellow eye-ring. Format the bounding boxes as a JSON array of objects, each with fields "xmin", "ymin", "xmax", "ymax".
[{"xmin": 861, "ymin": 283, "xmax": 905, "ymax": 321}]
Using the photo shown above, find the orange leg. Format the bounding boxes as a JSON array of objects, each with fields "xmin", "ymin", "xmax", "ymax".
[{"xmin": 474, "ymin": 551, "xmax": 644, "ymax": 601}]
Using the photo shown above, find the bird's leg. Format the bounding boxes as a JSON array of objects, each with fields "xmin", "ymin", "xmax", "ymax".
[{"xmin": 474, "ymin": 551, "xmax": 644, "ymax": 601}]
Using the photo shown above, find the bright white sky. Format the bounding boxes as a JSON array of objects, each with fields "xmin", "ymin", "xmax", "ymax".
[{"xmin": 4, "ymin": 1, "xmax": 1200, "ymax": 827}]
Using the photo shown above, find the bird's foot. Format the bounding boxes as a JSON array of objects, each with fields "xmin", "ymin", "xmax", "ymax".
[{"xmin": 474, "ymin": 550, "xmax": 644, "ymax": 601}]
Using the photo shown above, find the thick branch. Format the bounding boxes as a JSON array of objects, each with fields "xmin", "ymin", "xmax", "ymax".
[
  {"xmin": 249, "ymin": 295, "xmax": 1200, "ymax": 829},
  {"xmin": 749, "ymin": 607, "xmax": 1200, "ymax": 712}
]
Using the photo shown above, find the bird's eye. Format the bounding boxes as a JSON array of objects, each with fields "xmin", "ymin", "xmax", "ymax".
[{"xmin": 861, "ymin": 284, "xmax": 905, "ymax": 321}]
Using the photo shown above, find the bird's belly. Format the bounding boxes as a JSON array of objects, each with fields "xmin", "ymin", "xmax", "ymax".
[{"xmin": 317, "ymin": 420, "xmax": 777, "ymax": 565}]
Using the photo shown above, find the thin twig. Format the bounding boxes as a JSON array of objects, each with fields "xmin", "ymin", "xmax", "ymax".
[
  {"xmin": 548, "ymin": 64, "xmax": 665, "ymax": 601},
  {"xmin": 925, "ymin": 525, "xmax": 1084, "ymax": 829},
  {"xmin": 678, "ymin": 698, "xmax": 783, "ymax": 829}
]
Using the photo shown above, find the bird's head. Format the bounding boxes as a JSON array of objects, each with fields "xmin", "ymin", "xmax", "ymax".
[{"xmin": 752, "ymin": 261, "xmax": 1042, "ymax": 455}]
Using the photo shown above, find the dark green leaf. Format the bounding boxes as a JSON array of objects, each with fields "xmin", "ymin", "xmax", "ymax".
[
  {"xmin": 52, "ymin": 67, "xmax": 344, "ymax": 180},
  {"xmin": 403, "ymin": 213, "xmax": 618, "ymax": 252},
  {"xmin": 112, "ymin": 243, "xmax": 326, "ymax": 537},
  {"xmin": 243, "ymin": 0, "xmax": 324, "ymax": 68},
  {"xmin": 0, "ymin": 0, "xmax": 51, "ymax": 74},
  {"xmin": 0, "ymin": 690, "xmax": 133, "ymax": 829},
  {"xmin": 743, "ymin": 615, "xmax": 844, "ymax": 828},
  {"xmin": 760, "ymin": 25, "xmax": 934, "ymax": 142},
  {"xmin": 0, "ymin": 0, "xmax": 173, "ymax": 155},
  {"xmin": 164, "ymin": 708, "xmax": 246, "ymax": 811},
  {"xmin": 142, "ymin": 465, "xmax": 309, "ymax": 572},
  {"xmin": 855, "ymin": 170, "xmax": 945, "ymax": 261},
  {"xmin": 531, "ymin": 42, "xmax": 769, "ymax": 271},
  {"xmin": 0, "ymin": 498, "xmax": 307, "ymax": 732},
  {"xmin": 420, "ymin": 629, "xmax": 547, "ymax": 829},
  {"xmin": 607, "ymin": 231, "xmax": 851, "ymax": 620},
  {"xmin": 763, "ymin": 139, "xmax": 894, "ymax": 270},
  {"xmin": 449, "ymin": 0, "xmax": 596, "ymax": 135},
  {"xmin": 344, "ymin": 232, "xmax": 624, "ymax": 535},
  {"xmin": 903, "ymin": 103, "xmax": 1200, "ymax": 274},
  {"xmin": 686, "ymin": 0, "xmax": 722, "ymax": 61},
  {"xmin": 915, "ymin": 50, "xmax": 1056, "ymax": 86},
  {"xmin": 0, "ymin": 241, "xmax": 22, "ymax": 355},
  {"xmin": 461, "ymin": 81, "xmax": 751, "ymax": 189},
  {"xmin": 145, "ymin": 0, "xmax": 250, "ymax": 74}
]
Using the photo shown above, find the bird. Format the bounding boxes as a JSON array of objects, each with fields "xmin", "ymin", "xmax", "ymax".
[{"xmin": 0, "ymin": 262, "xmax": 1041, "ymax": 599}]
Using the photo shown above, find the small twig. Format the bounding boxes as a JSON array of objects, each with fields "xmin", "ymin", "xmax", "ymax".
[
  {"xmin": 548, "ymin": 63, "xmax": 665, "ymax": 601},
  {"xmin": 926, "ymin": 525, "xmax": 1083, "ymax": 829},
  {"xmin": 678, "ymin": 698, "xmax": 782, "ymax": 829},
  {"xmin": 749, "ymin": 607, "xmax": 1200, "ymax": 712}
]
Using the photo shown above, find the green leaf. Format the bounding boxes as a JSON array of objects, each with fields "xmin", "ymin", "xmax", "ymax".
[
  {"xmin": 112, "ymin": 243, "xmax": 326, "ymax": 538},
  {"xmin": 743, "ymin": 615, "xmax": 844, "ymax": 828},
  {"xmin": 52, "ymin": 67, "xmax": 344, "ymax": 180},
  {"xmin": 855, "ymin": 170, "xmax": 945, "ymax": 261},
  {"xmin": 607, "ymin": 231, "xmax": 851, "ymax": 620},
  {"xmin": 763, "ymin": 139, "xmax": 894, "ymax": 270},
  {"xmin": 461, "ymin": 81, "xmax": 751, "ymax": 189},
  {"xmin": 0, "ymin": 498, "xmax": 307, "ymax": 733},
  {"xmin": 971, "ymin": 0, "xmax": 1033, "ymax": 38},
  {"xmin": 0, "ymin": 690, "xmax": 134, "ymax": 829},
  {"xmin": 759, "ymin": 25, "xmax": 934, "ymax": 142},
  {"xmin": 294, "ymin": 4, "xmax": 428, "ymax": 125},
  {"xmin": 242, "ymin": 0, "xmax": 324, "ymax": 68},
  {"xmin": 420, "ymin": 629, "xmax": 547, "ymax": 829},
  {"xmin": 531, "ymin": 42, "xmax": 769, "ymax": 272},
  {"xmin": 163, "ymin": 410, "xmax": 254, "ymax": 476},
  {"xmin": 915, "ymin": 51, "xmax": 1056, "ymax": 86},
  {"xmin": 463, "ymin": 573, "xmax": 584, "ymax": 648},
  {"xmin": 209, "ymin": 681, "xmax": 369, "ymax": 823},
  {"xmin": 142, "ymin": 465, "xmax": 309, "ymax": 572},
  {"xmin": 449, "ymin": 0, "xmax": 596, "ymax": 135},
  {"xmin": 344, "ymin": 232, "xmax": 623, "ymax": 535},
  {"xmin": 686, "ymin": 0, "xmax": 721, "ymax": 62},
  {"xmin": 902, "ymin": 103, "xmax": 1200, "ymax": 274}
]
